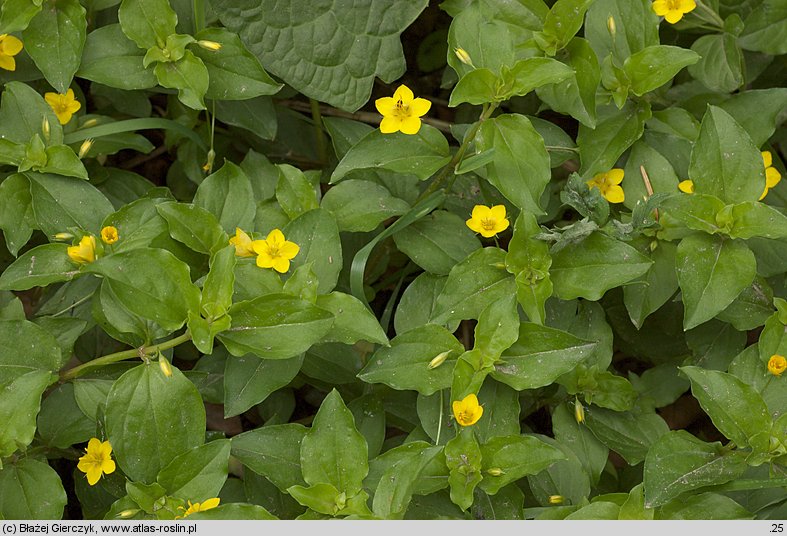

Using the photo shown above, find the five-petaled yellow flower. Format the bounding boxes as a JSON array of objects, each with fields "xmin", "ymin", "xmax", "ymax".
[
  {"xmin": 465, "ymin": 204, "xmax": 510, "ymax": 238},
  {"xmin": 45, "ymin": 88, "xmax": 82, "ymax": 125},
  {"xmin": 229, "ymin": 227, "xmax": 256, "ymax": 257},
  {"xmin": 678, "ymin": 179, "xmax": 694, "ymax": 194},
  {"xmin": 768, "ymin": 354, "xmax": 787, "ymax": 377},
  {"xmin": 759, "ymin": 151, "xmax": 782, "ymax": 200},
  {"xmin": 452, "ymin": 393, "xmax": 483, "ymax": 427},
  {"xmin": 77, "ymin": 438, "xmax": 116, "ymax": 486},
  {"xmin": 587, "ymin": 168, "xmax": 625, "ymax": 203},
  {"xmin": 101, "ymin": 226, "xmax": 119, "ymax": 244},
  {"xmin": 0, "ymin": 34, "xmax": 23, "ymax": 71},
  {"xmin": 252, "ymin": 229, "xmax": 300, "ymax": 273},
  {"xmin": 177, "ymin": 498, "xmax": 220, "ymax": 519},
  {"xmin": 652, "ymin": 0, "xmax": 696, "ymax": 24},
  {"xmin": 67, "ymin": 235, "xmax": 96, "ymax": 264},
  {"xmin": 375, "ymin": 84, "xmax": 431, "ymax": 135}
]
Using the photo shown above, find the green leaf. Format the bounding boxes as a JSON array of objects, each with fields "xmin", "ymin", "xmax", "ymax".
[
  {"xmin": 201, "ymin": 245, "xmax": 236, "ymax": 319},
  {"xmin": 689, "ymin": 105, "xmax": 765, "ymax": 204},
  {"xmin": 85, "ymin": 248, "xmax": 200, "ymax": 332},
  {"xmin": 718, "ymin": 89, "xmax": 787, "ymax": 147},
  {"xmin": 212, "ymin": 0, "xmax": 428, "ymax": 112},
  {"xmin": 476, "ymin": 114, "xmax": 551, "ymax": 214},
  {"xmin": 154, "ymin": 50, "xmax": 209, "ymax": 110},
  {"xmin": 394, "ymin": 273, "xmax": 447, "ymax": 335},
  {"xmin": 231, "ymin": 424, "xmax": 307, "ymax": 491},
  {"xmin": 286, "ymin": 482, "xmax": 345, "ymax": 516},
  {"xmin": 479, "ymin": 435, "xmax": 566, "ymax": 494},
  {"xmin": 192, "ymin": 27, "xmax": 282, "ymax": 100},
  {"xmin": 445, "ymin": 428, "xmax": 482, "ymax": 511},
  {"xmin": 431, "ymin": 247, "xmax": 516, "ymax": 326},
  {"xmin": 275, "ymin": 164, "xmax": 319, "ymax": 220},
  {"xmin": 688, "ymin": 34, "xmax": 743, "ymax": 93},
  {"xmin": 315, "ymin": 292, "xmax": 388, "ymax": 346},
  {"xmin": 505, "ymin": 57, "xmax": 575, "ymax": 97},
  {"xmin": 118, "ymin": 0, "xmax": 177, "ymax": 49},
  {"xmin": 0, "ymin": 81, "xmax": 63, "ymax": 146},
  {"xmin": 738, "ymin": 0, "xmax": 787, "ymax": 55},
  {"xmin": 623, "ymin": 45, "xmax": 699, "ymax": 96},
  {"xmin": 215, "ymin": 97, "xmax": 277, "ymax": 141},
  {"xmin": 22, "ymin": 0, "xmax": 86, "ymax": 93},
  {"xmin": 156, "ymin": 201, "xmax": 227, "ymax": 255},
  {"xmin": 284, "ymin": 208, "xmax": 342, "ymax": 294},
  {"xmin": 322, "ymin": 180, "xmax": 410, "ymax": 233},
  {"xmin": 105, "ymin": 363, "xmax": 206, "ymax": 483},
  {"xmin": 37, "ymin": 383, "xmax": 94, "ymax": 449},
  {"xmin": 550, "ymin": 232, "xmax": 653, "ymax": 301},
  {"xmin": 331, "ymin": 125, "xmax": 450, "ymax": 183},
  {"xmin": 676, "ymin": 233, "xmax": 756, "ymax": 330},
  {"xmin": 39, "ymin": 144, "xmax": 87, "ymax": 179},
  {"xmin": 0, "ymin": 0, "xmax": 42, "ymax": 34},
  {"xmin": 224, "ymin": 353, "xmax": 303, "ymax": 418},
  {"xmin": 393, "ymin": 210, "xmax": 481, "ymax": 276},
  {"xmin": 78, "ymin": 24, "xmax": 156, "ymax": 90},
  {"xmin": 0, "ymin": 172, "xmax": 33, "ymax": 255},
  {"xmin": 187, "ymin": 503, "xmax": 277, "ymax": 520},
  {"xmin": 0, "ymin": 243, "xmax": 78, "ymax": 291},
  {"xmin": 26, "ymin": 172, "xmax": 114, "ymax": 236},
  {"xmin": 552, "ymin": 403, "xmax": 608, "ymax": 485},
  {"xmin": 101, "ymin": 197, "xmax": 167, "ymax": 253},
  {"xmin": 193, "ymin": 160, "xmax": 256, "ymax": 235},
  {"xmin": 680, "ymin": 366, "xmax": 771, "ymax": 449},
  {"xmin": 156, "ymin": 440, "xmax": 230, "ymax": 501},
  {"xmin": 301, "ymin": 389, "xmax": 368, "ymax": 495},
  {"xmin": 217, "ymin": 294, "xmax": 334, "ymax": 359},
  {"xmin": 490, "ymin": 323, "xmax": 596, "ymax": 391},
  {"xmin": 0, "ymin": 458, "xmax": 67, "ymax": 519},
  {"xmin": 448, "ymin": 68, "xmax": 500, "ymax": 106},
  {"xmin": 657, "ymin": 492, "xmax": 752, "ymax": 520},
  {"xmin": 643, "ymin": 430, "xmax": 748, "ymax": 508},
  {"xmin": 584, "ymin": 0, "xmax": 660, "ymax": 61},
  {"xmin": 506, "ymin": 212, "xmax": 552, "ymax": 324},
  {"xmin": 358, "ymin": 324, "xmax": 464, "ymax": 395},
  {"xmin": 622, "ymin": 240, "xmax": 679, "ymax": 329},
  {"xmin": 536, "ymin": 37, "xmax": 600, "ymax": 128},
  {"xmin": 729, "ymin": 202, "xmax": 787, "ymax": 239},
  {"xmin": 535, "ymin": 0, "xmax": 594, "ymax": 55},
  {"xmin": 578, "ymin": 101, "xmax": 650, "ymax": 177},
  {"xmin": 584, "ymin": 406, "xmax": 670, "ymax": 465},
  {"xmin": 660, "ymin": 192, "xmax": 727, "ymax": 234},
  {"xmin": 370, "ymin": 441, "xmax": 443, "ymax": 519}
]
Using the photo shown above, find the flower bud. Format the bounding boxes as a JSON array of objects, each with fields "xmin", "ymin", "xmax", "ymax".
[
  {"xmin": 607, "ymin": 16, "xmax": 616, "ymax": 37},
  {"xmin": 53, "ymin": 232, "xmax": 74, "ymax": 241},
  {"xmin": 486, "ymin": 468, "xmax": 505, "ymax": 476},
  {"xmin": 78, "ymin": 138, "xmax": 94, "ymax": 159},
  {"xmin": 41, "ymin": 117, "xmax": 50, "ymax": 143},
  {"xmin": 427, "ymin": 350, "xmax": 451, "ymax": 370},
  {"xmin": 159, "ymin": 355, "xmax": 173, "ymax": 378},
  {"xmin": 548, "ymin": 495, "xmax": 564, "ymax": 505},
  {"xmin": 197, "ymin": 40, "xmax": 222, "ymax": 51},
  {"xmin": 117, "ymin": 509, "xmax": 139, "ymax": 519},
  {"xmin": 574, "ymin": 398, "xmax": 585, "ymax": 424},
  {"xmin": 82, "ymin": 118, "xmax": 99, "ymax": 128},
  {"xmin": 453, "ymin": 47, "xmax": 474, "ymax": 68},
  {"xmin": 202, "ymin": 149, "xmax": 216, "ymax": 173}
]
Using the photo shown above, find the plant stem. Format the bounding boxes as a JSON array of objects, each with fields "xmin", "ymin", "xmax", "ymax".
[
  {"xmin": 309, "ymin": 98, "xmax": 330, "ymax": 166},
  {"xmin": 436, "ymin": 389, "xmax": 444, "ymax": 446},
  {"xmin": 693, "ymin": 0, "xmax": 724, "ymax": 28},
  {"xmin": 60, "ymin": 331, "xmax": 192, "ymax": 382},
  {"xmin": 416, "ymin": 102, "xmax": 498, "ymax": 204}
]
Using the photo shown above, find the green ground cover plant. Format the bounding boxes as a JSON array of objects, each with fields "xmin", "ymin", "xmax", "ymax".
[{"xmin": 0, "ymin": 0, "xmax": 786, "ymax": 521}]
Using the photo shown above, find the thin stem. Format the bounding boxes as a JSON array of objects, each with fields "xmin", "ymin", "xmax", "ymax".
[
  {"xmin": 60, "ymin": 331, "xmax": 192, "ymax": 381},
  {"xmin": 640, "ymin": 165, "xmax": 659, "ymax": 221},
  {"xmin": 416, "ymin": 102, "xmax": 498, "ymax": 204},
  {"xmin": 50, "ymin": 294, "xmax": 93, "ymax": 317},
  {"xmin": 436, "ymin": 389, "xmax": 444, "ymax": 446},
  {"xmin": 309, "ymin": 98, "xmax": 330, "ymax": 166}
]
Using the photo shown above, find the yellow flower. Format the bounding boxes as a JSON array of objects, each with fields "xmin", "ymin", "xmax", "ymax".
[
  {"xmin": 0, "ymin": 34, "xmax": 23, "ymax": 71},
  {"xmin": 101, "ymin": 226, "xmax": 118, "ymax": 244},
  {"xmin": 252, "ymin": 229, "xmax": 300, "ymax": 273},
  {"xmin": 652, "ymin": 0, "xmax": 696, "ymax": 24},
  {"xmin": 678, "ymin": 179, "xmax": 694, "ymax": 194},
  {"xmin": 768, "ymin": 354, "xmax": 787, "ymax": 377},
  {"xmin": 177, "ymin": 498, "xmax": 220, "ymax": 519},
  {"xmin": 77, "ymin": 438, "xmax": 116, "ymax": 486},
  {"xmin": 452, "ymin": 393, "xmax": 483, "ymax": 426},
  {"xmin": 760, "ymin": 151, "xmax": 782, "ymax": 200},
  {"xmin": 229, "ymin": 227, "xmax": 256, "ymax": 257},
  {"xmin": 465, "ymin": 204, "xmax": 510, "ymax": 238},
  {"xmin": 375, "ymin": 84, "xmax": 431, "ymax": 135},
  {"xmin": 67, "ymin": 235, "xmax": 96, "ymax": 264},
  {"xmin": 44, "ymin": 88, "xmax": 82, "ymax": 125},
  {"xmin": 587, "ymin": 168, "xmax": 625, "ymax": 203}
]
